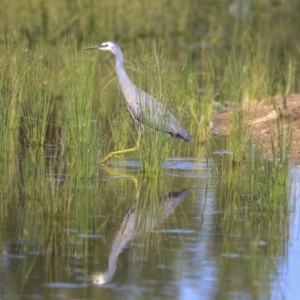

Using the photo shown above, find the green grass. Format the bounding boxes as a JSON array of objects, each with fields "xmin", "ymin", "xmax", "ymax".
[
  {"xmin": 220, "ymin": 111, "xmax": 291, "ymax": 212},
  {"xmin": 63, "ymin": 42, "xmax": 104, "ymax": 176},
  {"xmin": 0, "ymin": 1, "xmax": 298, "ymax": 286},
  {"xmin": 0, "ymin": 0, "xmax": 297, "ymax": 200},
  {"xmin": 0, "ymin": 0, "xmax": 298, "ymax": 166},
  {"xmin": 217, "ymin": 112, "xmax": 292, "ymax": 296},
  {"xmin": 0, "ymin": 0, "xmax": 297, "ymax": 196}
]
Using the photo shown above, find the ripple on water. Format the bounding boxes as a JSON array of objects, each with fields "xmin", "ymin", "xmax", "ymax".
[
  {"xmin": 43, "ymin": 282, "xmax": 89, "ymax": 289},
  {"xmin": 107, "ymin": 157, "xmax": 211, "ymax": 179}
]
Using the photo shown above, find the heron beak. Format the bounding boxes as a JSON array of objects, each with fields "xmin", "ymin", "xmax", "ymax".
[{"xmin": 84, "ymin": 45, "xmax": 99, "ymax": 51}]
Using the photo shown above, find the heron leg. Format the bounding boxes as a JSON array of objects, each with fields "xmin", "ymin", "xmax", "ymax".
[
  {"xmin": 100, "ymin": 146, "xmax": 138, "ymax": 164},
  {"xmin": 100, "ymin": 131, "xmax": 141, "ymax": 164},
  {"xmin": 101, "ymin": 164, "xmax": 138, "ymax": 187}
]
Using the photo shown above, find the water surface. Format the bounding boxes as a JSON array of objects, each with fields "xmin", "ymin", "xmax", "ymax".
[{"xmin": 1, "ymin": 141, "xmax": 299, "ymax": 300}]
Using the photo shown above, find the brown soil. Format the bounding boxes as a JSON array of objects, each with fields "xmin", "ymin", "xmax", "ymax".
[{"xmin": 212, "ymin": 93, "xmax": 300, "ymax": 164}]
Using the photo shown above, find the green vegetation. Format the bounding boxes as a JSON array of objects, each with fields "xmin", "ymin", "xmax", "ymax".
[
  {"xmin": 217, "ymin": 107, "xmax": 292, "ymax": 296},
  {"xmin": 0, "ymin": 0, "xmax": 298, "ymax": 173},
  {"xmin": 0, "ymin": 0, "xmax": 298, "ymax": 296},
  {"xmin": 0, "ymin": 0, "xmax": 297, "ymax": 210}
]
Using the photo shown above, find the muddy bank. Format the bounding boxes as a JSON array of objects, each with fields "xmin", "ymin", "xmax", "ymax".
[{"xmin": 212, "ymin": 93, "xmax": 300, "ymax": 164}]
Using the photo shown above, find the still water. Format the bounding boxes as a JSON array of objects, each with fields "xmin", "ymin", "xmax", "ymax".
[{"xmin": 1, "ymin": 141, "xmax": 299, "ymax": 300}]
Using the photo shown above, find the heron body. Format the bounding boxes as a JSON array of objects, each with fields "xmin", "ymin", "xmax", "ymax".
[
  {"xmin": 84, "ymin": 41, "xmax": 192, "ymax": 162},
  {"xmin": 85, "ymin": 41, "xmax": 192, "ymax": 140}
]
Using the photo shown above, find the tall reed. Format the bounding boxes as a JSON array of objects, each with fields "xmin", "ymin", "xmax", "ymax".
[{"xmin": 63, "ymin": 43, "xmax": 103, "ymax": 178}]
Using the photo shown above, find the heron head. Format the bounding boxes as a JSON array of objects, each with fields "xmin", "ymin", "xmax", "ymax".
[
  {"xmin": 84, "ymin": 41, "xmax": 119, "ymax": 55},
  {"xmin": 90, "ymin": 272, "xmax": 107, "ymax": 285}
]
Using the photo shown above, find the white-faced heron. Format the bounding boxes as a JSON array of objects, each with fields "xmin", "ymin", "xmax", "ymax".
[{"xmin": 84, "ymin": 41, "xmax": 192, "ymax": 163}]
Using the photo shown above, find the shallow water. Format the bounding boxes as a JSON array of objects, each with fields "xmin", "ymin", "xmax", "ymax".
[{"xmin": 1, "ymin": 142, "xmax": 299, "ymax": 300}]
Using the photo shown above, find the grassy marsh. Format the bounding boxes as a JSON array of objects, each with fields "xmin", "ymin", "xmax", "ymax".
[
  {"xmin": 0, "ymin": 0, "xmax": 297, "ymax": 221},
  {"xmin": 0, "ymin": 0, "xmax": 299, "ymax": 173},
  {"xmin": 0, "ymin": 0, "xmax": 299, "ymax": 297}
]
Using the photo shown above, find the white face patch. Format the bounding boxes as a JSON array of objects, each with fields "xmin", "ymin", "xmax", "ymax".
[{"xmin": 100, "ymin": 42, "xmax": 115, "ymax": 53}]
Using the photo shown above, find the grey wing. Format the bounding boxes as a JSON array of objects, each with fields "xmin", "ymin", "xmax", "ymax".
[{"xmin": 133, "ymin": 89, "xmax": 192, "ymax": 142}]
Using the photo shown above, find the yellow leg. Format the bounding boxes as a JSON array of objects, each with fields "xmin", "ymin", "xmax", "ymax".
[
  {"xmin": 100, "ymin": 146, "xmax": 138, "ymax": 164},
  {"xmin": 101, "ymin": 134, "xmax": 141, "ymax": 164},
  {"xmin": 101, "ymin": 164, "xmax": 138, "ymax": 187}
]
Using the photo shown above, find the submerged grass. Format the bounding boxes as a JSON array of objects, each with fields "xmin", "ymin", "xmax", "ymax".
[{"xmin": 217, "ymin": 113, "xmax": 292, "ymax": 296}]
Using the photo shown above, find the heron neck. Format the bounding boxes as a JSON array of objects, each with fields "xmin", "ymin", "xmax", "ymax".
[
  {"xmin": 114, "ymin": 48, "xmax": 124, "ymax": 70},
  {"xmin": 115, "ymin": 54, "xmax": 135, "ymax": 94},
  {"xmin": 116, "ymin": 59, "xmax": 125, "ymax": 74}
]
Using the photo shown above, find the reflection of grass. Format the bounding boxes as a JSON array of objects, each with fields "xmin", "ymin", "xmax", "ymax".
[
  {"xmin": 13, "ymin": 148, "xmax": 116, "ymax": 284},
  {"xmin": 215, "ymin": 202, "xmax": 289, "ymax": 297},
  {"xmin": 130, "ymin": 177, "xmax": 173, "ymax": 265},
  {"xmin": 217, "ymin": 102, "xmax": 292, "ymax": 296},
  {"xmin": 218, "ymin": 128, "xmax": 291, "ymax": 296},
  {"xmin": 13, "ymin": 158, "xmax": 190, "ymax": 286}
]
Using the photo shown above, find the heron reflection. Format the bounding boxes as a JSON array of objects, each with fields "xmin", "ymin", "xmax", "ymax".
[{"xmin": 91, "ymin": 180, "xmax": 189, "ymax": 285}]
